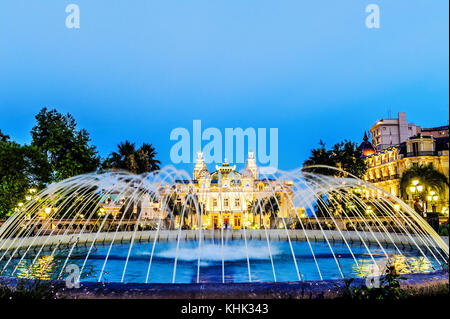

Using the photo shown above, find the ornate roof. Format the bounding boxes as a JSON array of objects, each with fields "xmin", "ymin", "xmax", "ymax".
[
  {"xmin": 210, "ymin": 160, "xmax": 241, "ymax": 180},
  {"xmin": 358, "ymin": 131, "xmax": 376, "ymax": 157},
  {"xmin": 197, "ymin": 167, "xmax": 210, "ymax": 178}
]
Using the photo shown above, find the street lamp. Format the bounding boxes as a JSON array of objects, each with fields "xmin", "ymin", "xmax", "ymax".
[
  {"xmin": 427, "ymin": 191, "xmax": 439, "ymax": 213},
  {"xmin": 409, "ymin": 180, "xmax": 425, "ymax": 215},
  {"xmin": 409, "ymin": 180, "xmax": 424, "ymax": 198}
]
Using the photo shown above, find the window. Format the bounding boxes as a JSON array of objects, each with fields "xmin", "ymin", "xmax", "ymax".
[
  {"xmin": 235, "ymin": 198, "xmax": 240, "ymax": 207},
  {"xmin": 224, "ymin": 199, "xmax": 229, "ymax": 207},
  {"xmin": 213, "ymin": 199, "xmax": 217, "ymax": 207}
]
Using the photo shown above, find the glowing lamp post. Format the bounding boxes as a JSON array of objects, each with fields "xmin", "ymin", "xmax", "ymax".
[
  {"xmin": 409, "ymin": 180, "xmax": 425, "ymax": 215},
  {"xmin": 426, "ymin": 191, "xmax": 439, "ymax": 213},
  {"xmin": 409, "ymin": 180, "xmax": 423, "ymax": 197}
]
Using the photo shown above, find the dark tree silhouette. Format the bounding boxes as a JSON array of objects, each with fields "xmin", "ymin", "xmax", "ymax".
[
  {"xmin": 303, "ymin": 140, "xmax": 368, "ymax": 178},
  {"xmin": 103, "ymin": 141, "xmax": 160, "ymax": 174}
]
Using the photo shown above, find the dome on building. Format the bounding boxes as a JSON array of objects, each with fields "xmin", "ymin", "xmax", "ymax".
[
  {"xmin": 358, "ymin": 131, "xmax": 376, "ymax": 156},
  {"xmin": 197, "ymin": 167, "xmax": 210, "ymax": 178}
]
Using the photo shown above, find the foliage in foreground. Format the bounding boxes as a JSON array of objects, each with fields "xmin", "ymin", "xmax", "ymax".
[
  {"xmin": 337, "ymin": 264, "xmax": 407, "ymax": 300},
  {"xmin": 0, "ymin": 278, "xmax": 61, "ymax": 299},
  {"xmin": 438, "ymin": 222, "xmax": 449, "ymax": 236}
]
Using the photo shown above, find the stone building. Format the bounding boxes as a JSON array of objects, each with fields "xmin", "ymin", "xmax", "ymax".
[
  {"xmin": 101, "ymin": 151, "xmax": 302, "ymax": 229},
  {"xmin": 362, "ymin": 118, "xmax": 449, "ymax": 214}
]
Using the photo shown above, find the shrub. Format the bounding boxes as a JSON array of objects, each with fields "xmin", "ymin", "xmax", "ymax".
[
  {"xmin": 438, "ymin": 223, "xmax": 449, "ymax": 236},
  {"xmin": 336, "ymin": 262, "xmax": 407, "ymax": 300},
  {"xmin": 0, "ymin": 278, "xmax": 60, "ymax": 299}
]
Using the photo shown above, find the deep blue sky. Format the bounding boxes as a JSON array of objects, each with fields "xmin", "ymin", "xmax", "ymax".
[{"xmin": 0, "ymin": 1, "xmax": 448, "ymax": 173}]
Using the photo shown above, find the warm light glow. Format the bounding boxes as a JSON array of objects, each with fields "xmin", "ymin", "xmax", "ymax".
[
  {"xmin": 412, "ymin": 180, "xmax": 419, "ymax": 186},
  {"xmin": 409, "ymin": 186, "xmax": 416, "ymax": 193},
  {"xmin": 416, "ymin": 185, "xmax": 423, "ymax": 192},
  {"xmin": 25, "ymin": 195, "xmax": 32, "ymax": 201},
  {"xmin": 432, "ymin": 195, "xmax": 438, "ymax": 201},
  {"xmin": 18, "ymin": 202, "xmax": 24, "ymax": 207},
  {"xmin": 393, "ymin": 204, "xmax": 400, "ymax": 211},
  {"xmin": 427, "ymin": 196, "xmax": 432, "ymax": 201},
  {"xmin": 429, "ymin": 191, "xmax": 435, "ymax": 196},
  {"xmin": 45, "ymin": 207, "xmax": 51, "ymax": 215}
]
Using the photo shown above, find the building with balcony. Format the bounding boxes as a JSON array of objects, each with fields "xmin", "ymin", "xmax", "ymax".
[{"xmin": 361, "ymin": 126, "xmax": 449, "ymax": 214}]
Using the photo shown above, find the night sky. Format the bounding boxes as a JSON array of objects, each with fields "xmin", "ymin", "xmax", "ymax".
[{"xmin": 0, "ymin": 0, "xmax": 448, "ymax": 173}]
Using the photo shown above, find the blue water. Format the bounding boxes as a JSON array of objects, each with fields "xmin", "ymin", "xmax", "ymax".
[{"xmin": 2, "ymin": 240, "xmax": 439, "ymax": 283}]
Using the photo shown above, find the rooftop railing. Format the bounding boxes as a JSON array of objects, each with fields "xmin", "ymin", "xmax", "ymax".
[{"xmin": 405, "ymin": 151, "xmax": 437, "ymax": 157}]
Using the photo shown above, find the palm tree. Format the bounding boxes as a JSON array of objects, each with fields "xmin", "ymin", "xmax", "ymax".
[
  {"xmin": 103, "ymin": 141, "xmax": 160, "ymax": 174},
  {"xmin": 262, "ymin": 195, "xmax": 281, "ymax": 228},
  {"xmin": 164, "ymin": 192, "xmax": 184, "ymax": 229},
  {"xmin": 184, "ymin": 194, "xmax": 205, "ymax": 229},
  {"xmin": 399, "ymin": 164, "xmax": 449, "ymax": 200},
  {"xmin": 103, "ymin": 141, "xmax": 137, "ymax": 172},
  {"xmin": 247, "ymin": 199, "xmax": 260, "ymax": 227},
  {"xmin": 135, "ymin": 143, "xmax": 161, "ymax": 173},
  {"xmin": 248, "ymin": 194, "xmax": 281, "ymax": 228}
]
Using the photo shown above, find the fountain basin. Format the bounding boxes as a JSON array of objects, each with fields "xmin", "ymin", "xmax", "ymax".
[
  {"xmin": 1, "ymin": 270, "xmax": 448, "ymax": 299},
  {"xmin": 0, "ymin": 233, "xmax": 445, "ymax": 284}
]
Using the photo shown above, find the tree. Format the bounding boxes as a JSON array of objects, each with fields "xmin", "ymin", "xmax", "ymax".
[
  {"xmin": 332, "ymin": 141, "xmax": 368, "ymax": 178},
  {"xmin": 303, "ymin": 140, "xmax": 335, "ymax": 175},
  {"xmin": 163, "ymin": 192, "xmax": 183, "ymax": 229},
  {"xmin": 303, "ymin": 140, "xmax": 368, "ymax": 178},
  {"xmin": 261, "ymin": 194, "xmax": 280, "ymax": 228},
  {"xmin": 31, "ymin": 108, "xmax": 100, "ymax": 182},
  {"xmin": 248, "ymin": 194, "xmax": 281, "ymax": 228},
  {"xmin": 136, "ymin": 143, "xmax": 161, "ymax": 172},
  {"xmin": 103, "ymin": 141, "xmax": 160, "ymax": 174},
  {"xmin": 0, "ymin": 129, "xmax": 9, "ymax": 142},
  {"xmin": 399, "ymin": 164, "xmax": 449, "ymax": 200},
  {"xmin": 0, "ymin": 140, "xmax": 51, "ymax": 218}
]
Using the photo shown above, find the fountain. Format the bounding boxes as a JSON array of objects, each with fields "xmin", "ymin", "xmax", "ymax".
[{"xmin": 0, "ymin": 165, "xmax": 447, "ymax": 297}]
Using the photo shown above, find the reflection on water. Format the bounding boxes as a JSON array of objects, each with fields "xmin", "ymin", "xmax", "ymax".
[
  {"xmin": 1, "ymin": 240, "xmax": 441, "ymax": 283},
  {"xmin": 352, "ymin": 254, "xmax": 434, "ymax": 278},
  {"xmin": 16, "ymin": 255, "xmax": 55, "ymax": 280}
]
